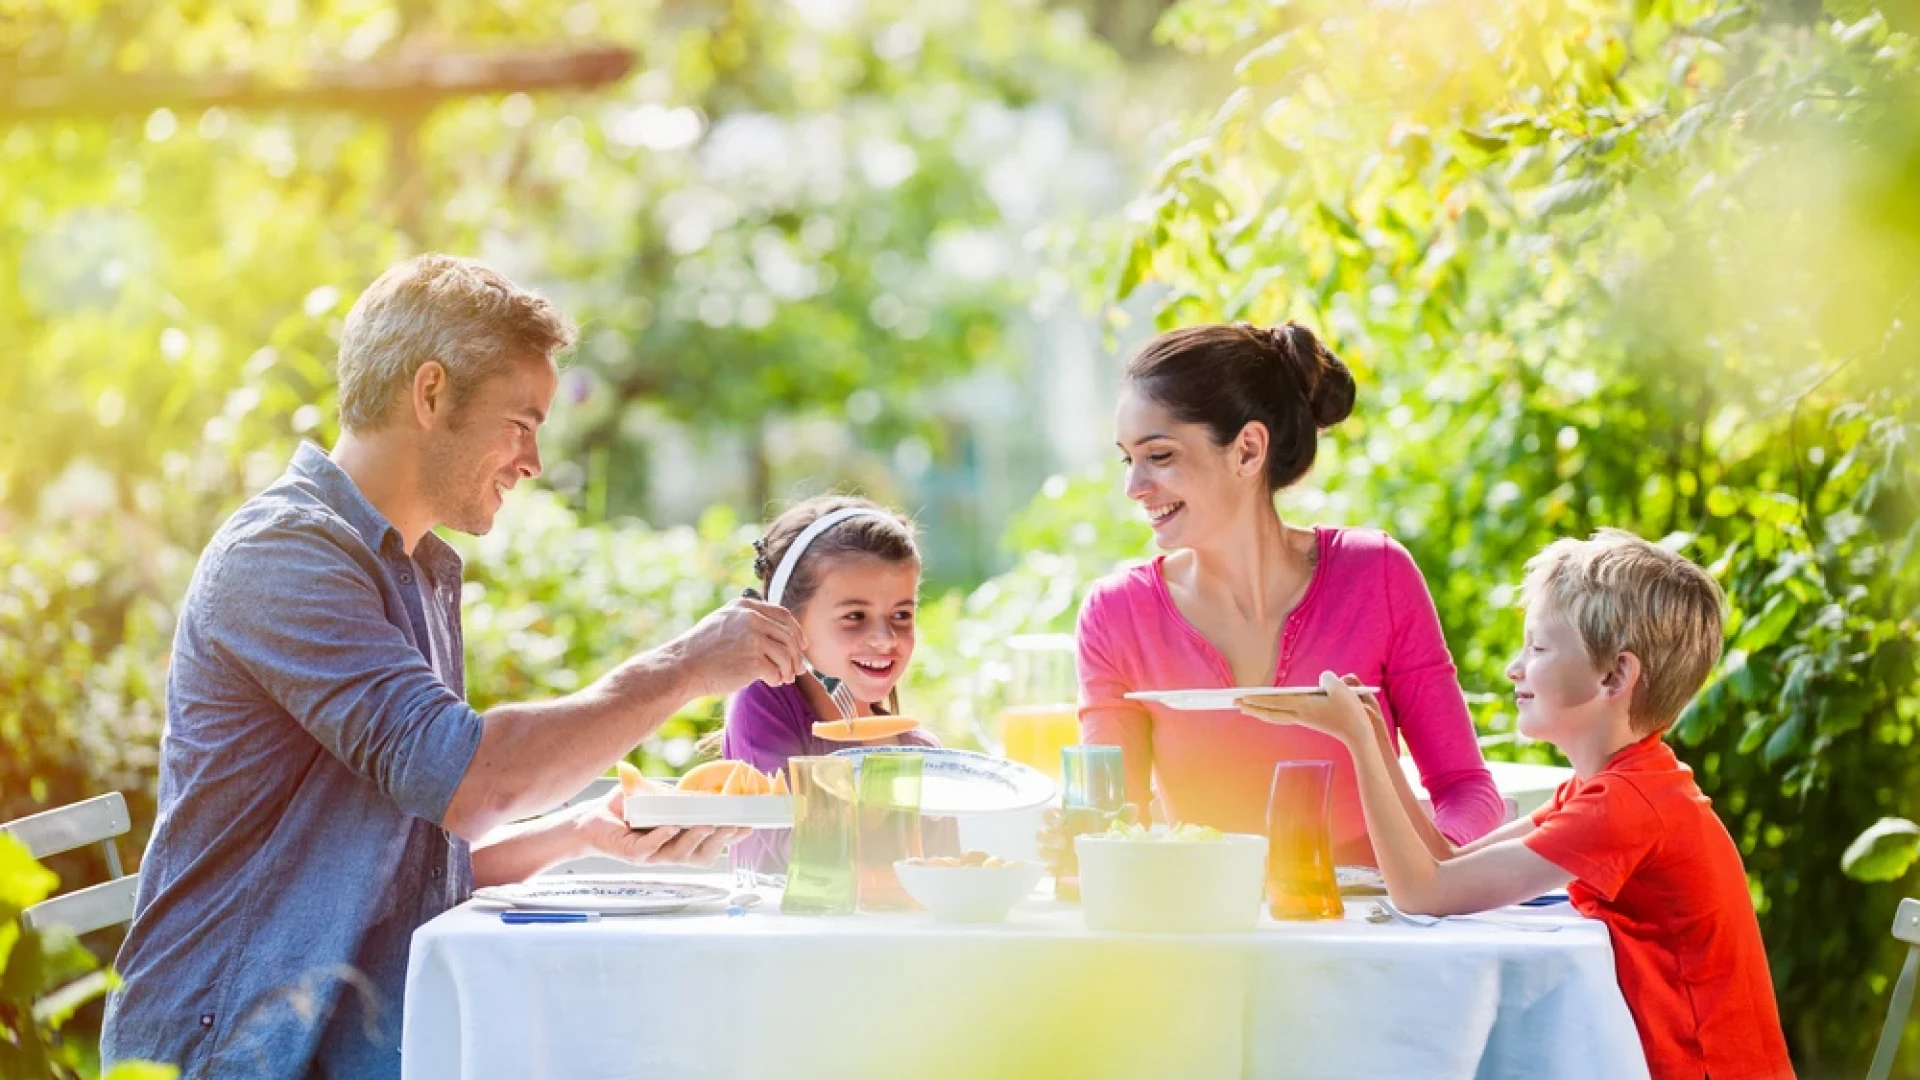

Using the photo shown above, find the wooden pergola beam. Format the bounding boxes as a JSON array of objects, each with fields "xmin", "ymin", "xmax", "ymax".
[{"xmin": 0, "ymin": 43, "xmax": 637, "ymax": 121}]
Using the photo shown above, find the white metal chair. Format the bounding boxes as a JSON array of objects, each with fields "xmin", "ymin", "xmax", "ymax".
[
  {"xmin": 1868, "ymin": 897, "xmax": 1920, "ymax": 1080},
  {"xmin": 0, "ymin": 792, "xmax": 139, "ymax": 936}
]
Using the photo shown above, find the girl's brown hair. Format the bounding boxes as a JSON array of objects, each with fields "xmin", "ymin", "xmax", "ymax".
[{"xmin": 753, "ymin": 495, "xmax": 919, "ymax": 613}]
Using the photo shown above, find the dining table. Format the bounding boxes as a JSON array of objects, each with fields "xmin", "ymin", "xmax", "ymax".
[{"xmin": 401, "ymin": 870, "xmax": 1647, "ymax": 1080}]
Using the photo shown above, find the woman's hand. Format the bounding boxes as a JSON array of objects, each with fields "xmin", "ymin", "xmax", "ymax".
[
  {"xmin": 1239, "ymin": 671, "xmax": 1381, "ymax": 748},
  {"xmin": 575, "ymin": 788, "xmax": 748, "ymax": 867}
]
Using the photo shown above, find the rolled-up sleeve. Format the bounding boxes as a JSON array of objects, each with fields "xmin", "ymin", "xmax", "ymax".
[{"xmin": 201, "ymin": 514, "xmax": 482, "ymax": 825}]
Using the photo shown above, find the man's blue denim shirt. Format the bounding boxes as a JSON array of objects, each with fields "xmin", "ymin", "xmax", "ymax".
[{"xmin": 103, "ymin": 442, "xmax": 483, "ymax": 1080}]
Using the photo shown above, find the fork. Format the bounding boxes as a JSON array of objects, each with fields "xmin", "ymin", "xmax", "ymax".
[
  {"xmin": 1368, "ymin": 897, "xmax": 1561, "ymax": 933},
  {"xmin": 814, "ymin": 668, "xmax": 859, "ymax": 720},
  {"xmin": 742, "ymin": 588, "xmax": 856, "ymax": 719}
]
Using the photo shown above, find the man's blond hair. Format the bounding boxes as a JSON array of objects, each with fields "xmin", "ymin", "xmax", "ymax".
[
  {"xmin": 336, "ymin": 254, "xmax": 577, "ymax": 432},
  {"xmin": 1521, "ymin": 529, "xmax": 1726, "ymax": 735}
]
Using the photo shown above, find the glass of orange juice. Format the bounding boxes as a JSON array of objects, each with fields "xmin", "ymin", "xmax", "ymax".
[{"xmin": 994, "ymin": 634, "xmax": 1080, "ymax": 781}]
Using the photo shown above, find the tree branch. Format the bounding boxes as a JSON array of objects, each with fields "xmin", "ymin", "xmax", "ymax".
[{"xmin": 0, "ymin": 44, "xmax": 637, "ymax": 121}]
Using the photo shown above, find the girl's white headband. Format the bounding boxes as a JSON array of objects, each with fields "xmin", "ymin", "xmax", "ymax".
[{"xmin": 766, "ymin": 507, "xmax": 893, "ymax": 607}]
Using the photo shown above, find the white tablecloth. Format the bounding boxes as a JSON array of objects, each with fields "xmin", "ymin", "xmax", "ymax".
[{"xmin": 403, "ymin": 879, "xmax": 1645, "ymax": 1080}]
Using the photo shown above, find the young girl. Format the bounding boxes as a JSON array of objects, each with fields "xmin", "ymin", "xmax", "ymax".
[{"xmin": 722, "ymin": 495, "xmax": 939, "ymax": 771}]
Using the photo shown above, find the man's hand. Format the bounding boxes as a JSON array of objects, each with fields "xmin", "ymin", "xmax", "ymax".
[
  {"xmin": 574, "ymin": 788, "xmax": 747, "ymax": 868},
  {"xmin": 1239, "ymin": 671, "xmax": 1380, "ymax": 747},
  {"xmin": 674, "ymin": 597, "xmax": 807, "ymax": 698}
]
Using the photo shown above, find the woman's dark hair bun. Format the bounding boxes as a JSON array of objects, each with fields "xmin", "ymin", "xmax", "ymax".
[
  {"xmin": 1125, "ymin": 320, "xmax": 1356, "ymax": 493},
  {"xmin": 1244, "ymin": 321, "xmax": 1354, "ymax": 430}
]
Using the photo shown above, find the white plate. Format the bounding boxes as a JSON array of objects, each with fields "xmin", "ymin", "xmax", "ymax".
[
  {"xmin": 1124, "ymin": 686, "xmax": 1381, "ymax": 712},
  {"xmin": 624, "ymin": 791, "xmax": 794, "ymax": 829},
  {"xmin": 473, "ymin": 876, "xmax": 731, "ymax": 914},
  {"xmin": 1336, "ymin": 865, "xmax": 1385, "ymax": 892},
  {"xmin": 828, "ymin": 746, "xmax": 1056, "ymax": 815}
]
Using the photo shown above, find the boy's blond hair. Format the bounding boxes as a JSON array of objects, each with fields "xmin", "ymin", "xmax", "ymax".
[{"xmin": 1521, "ymin": 529, "xmax": 1726, "ymax": 735}]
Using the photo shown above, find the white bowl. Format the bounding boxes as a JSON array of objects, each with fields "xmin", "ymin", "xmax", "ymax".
[
  {"xmin": 892, "ymin": 860, "xmax": 1046, "ymax": 923},
  {"xmin": 1074, "ymin": 832, "xmax": 1269, "ymax": 933}
]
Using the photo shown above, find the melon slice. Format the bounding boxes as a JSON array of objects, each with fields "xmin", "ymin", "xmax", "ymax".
[
  {"xmin": 677, "ymin": 758, "xmax": 785, "ymax": 796},
  {"xmin": 679, "ymin": 759, "xmax": 747, "ymax": 794},
  {"xmin": 811, "ymin": 716, "xmax": 920, "ymax": 742},
  {"xmin": 616, "ymin": 760, "xmax": 651, "ymax": 798},
  {"xmin": 721, "ymin": 760, "xmax": 772, "ymax": 796}
]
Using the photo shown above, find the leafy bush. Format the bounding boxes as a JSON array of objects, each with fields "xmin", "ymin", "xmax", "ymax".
[{"xmin": 0, "ymin": 835, "xmax": 173, "ymax": 1080}]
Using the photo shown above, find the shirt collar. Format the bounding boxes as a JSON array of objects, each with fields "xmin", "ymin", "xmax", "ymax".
[
  {"xmin": 286, "ymin": 442, "xmax": 463, "ymax": 578},
  {"xmin": 1601, "ymin": 731, "xmax": 1677, "ymax": 775}
]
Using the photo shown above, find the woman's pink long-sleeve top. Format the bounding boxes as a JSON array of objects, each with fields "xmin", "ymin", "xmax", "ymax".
[{"xmin": 1076, "ymin": 526, "xmax": 1503, "ymax": 864}]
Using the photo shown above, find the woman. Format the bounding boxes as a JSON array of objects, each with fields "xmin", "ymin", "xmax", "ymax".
[{"xmin": 1076, "ymin": 322, "xmax": 1502, "ymax": 862}]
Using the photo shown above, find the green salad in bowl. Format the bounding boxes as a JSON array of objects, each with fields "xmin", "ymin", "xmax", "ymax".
[{"xmin": 1104, "ymin": 821, "xmax": 1224, "ymax": 842}]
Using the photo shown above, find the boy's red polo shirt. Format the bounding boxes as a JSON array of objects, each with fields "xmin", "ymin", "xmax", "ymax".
[{"xmin": 1524, "ymin": 734, "xmax": 1793, "ymax": 1079}]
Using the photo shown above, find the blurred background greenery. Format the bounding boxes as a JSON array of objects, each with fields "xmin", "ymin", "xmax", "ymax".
[{"xmin": 3, "ymin": 0, "xmax": 1916, "ymax": 1076}]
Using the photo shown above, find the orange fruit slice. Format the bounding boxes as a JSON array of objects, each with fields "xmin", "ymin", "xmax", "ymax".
[
  {"xmin": 811, "ymin": 716, "xmax": 920, "ymax": 742},
  {"xmin": 677, "ymin": 759, "xmax": 788, "ymax": 796},
  {"xmin": 679, "ymin": 759, "xmax": 744, "ymax": 794},
  {"xmin": 724, "ymin": 761, "xmax": 777, "ymax": 796},
  {"xmin": 616, "ymin": 760, "xmax": 650, "ymax": 797}
]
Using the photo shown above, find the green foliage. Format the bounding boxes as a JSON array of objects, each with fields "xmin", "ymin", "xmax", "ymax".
[
  {"xmin": 0, "ymin": 522, "xmax": 172, "ymax": 853},
  {"xmin": 1112, "ymin": 0, "xmax": 1920, "ymax": 1070},
  {"xmin": 0, "ymin": 836, "xmax": 175, "ymax": 1080},
  {"xmin": 1845, "ymin": 818, "xmax": 1920, "ymax": 883}
]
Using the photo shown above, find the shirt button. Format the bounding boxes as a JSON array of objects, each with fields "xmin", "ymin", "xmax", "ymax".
[
  {"xmin": 199, "ymin": 1013, "xmax": 215, "ymax": 1028},
  {"xmin": 400, "ymin": 573, "xmax": 413, "ymax": 584},
  {"xmin": 431, "ymin": 866, "xmax": 443, "ymax": 880}
]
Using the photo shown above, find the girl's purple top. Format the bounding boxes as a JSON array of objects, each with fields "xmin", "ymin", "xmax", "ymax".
[{"xmin": 722, "ymin": 678, "xmax": 939, "ymax": 771}]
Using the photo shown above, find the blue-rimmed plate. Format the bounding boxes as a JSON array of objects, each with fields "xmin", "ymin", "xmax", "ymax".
[
  {"xmin": 473, "ymin": 876, "xmax": 731, "ymax": 914},
  {"xmin": 828, "ymin": 746, "xmax": 1055, "ymax": 815}
]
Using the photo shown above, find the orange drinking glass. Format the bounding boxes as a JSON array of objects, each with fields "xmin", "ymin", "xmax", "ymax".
[{"xmin": 1265, "ymin": 760, "xmax": 1343, "ymax": 920}]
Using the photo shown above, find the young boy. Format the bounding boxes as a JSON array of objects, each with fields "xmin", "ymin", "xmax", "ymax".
[{"xmin": 1245, "ymin": 529, "xmax": 1792, "ymax": 1079}]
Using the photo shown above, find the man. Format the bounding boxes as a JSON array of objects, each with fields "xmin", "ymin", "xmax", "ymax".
[{"xmin": 101, "ymin": 254, "xmax": 806, "ymax": 1079}]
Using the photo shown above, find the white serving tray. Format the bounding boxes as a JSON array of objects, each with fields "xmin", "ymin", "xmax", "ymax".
[{"xmin": 623, "ymin": 790, "xmax": 794, "ymax": 829}]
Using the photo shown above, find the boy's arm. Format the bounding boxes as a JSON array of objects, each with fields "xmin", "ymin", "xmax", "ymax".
[
  {"xmin": 1250, "ymin": 674, "xmax": 1568, "ymax": 916},
  {"xmin": 1458, "ymin": 814, "xmax": 1538, "ymax": 854},
  {"xmin": 1343, "ymin": 695, "xmax": 1570, "ymax": 914},
  {"xmin": 1355, "ymin": 698, "xmax": 1458, "ymax": 862}
]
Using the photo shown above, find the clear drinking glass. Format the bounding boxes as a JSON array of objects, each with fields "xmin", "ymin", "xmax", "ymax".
[
  {"xmin": 855, "ymin": 752, "xmax": 924, "ymax": 912},
  {"xmin": 781, "ymin": 757, "xmax": 857, "ymax": 916},
  {"xmin": 994, "ymin": 634, "xmax": 1081, "ymax": 783},
  {"xmin": 1265, "ymin": 760, "xmax": 1344, "ymax": 920},
  {"xmin": 1053, "ymin": 744, "xmax": 1126, "ymax": 902}
]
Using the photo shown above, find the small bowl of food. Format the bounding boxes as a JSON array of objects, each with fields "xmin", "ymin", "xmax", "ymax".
[
  {"xmin": 894, "ymin": 851, "xmax": 1045, "ymax": 923},
  {"xmin": 1075, "ymin": 823, "xmax": 1268, "ymax": 933}
]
